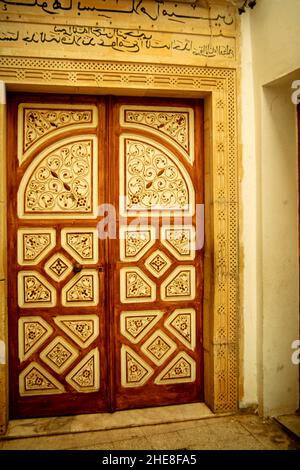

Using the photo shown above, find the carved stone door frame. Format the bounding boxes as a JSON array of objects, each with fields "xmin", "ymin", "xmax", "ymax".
[{"xmin": 0, "ymin": 59, "xmax": 240, "ymax": 432}]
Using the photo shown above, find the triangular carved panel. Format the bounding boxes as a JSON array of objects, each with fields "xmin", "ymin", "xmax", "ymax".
[
  {"xmin": 18, "ymin": 316, "xmax": 53, "ymax": 361},
  {"xmin": 65, "ymin": 348, "xmax": 100, "ymax": 393},
  {"xmin": 161, "ymin": 225, "xmax": 196, "ymax": 260},
  {"xmin": 119, "ymin": 225, "xmax": 155, "ymax": 262},
  {"xmin": 121, "ymin": 345, "xmax": 153, "ymax": 388},
  {"xmin": 120, "ymin": 267, "xmax": 156, "ymax": 303},
  {"xmin": 17, "ymin": 228, "xmax": 56, "ymax": 265},
  {"xmin": 120, "ymin": 310, "xmax": 163, "ymax": 344},
  {"xmin": 61, "ymin": 227, "xmax": 98, "ymax": 264},
  {"xmin": 54, "ymin": 315, "xmax": 99, "ymax": 348},
  {"xmin": 18, "ymin": 271, "xmax": 56, "ymax": 308},
  {"xmin": 160, "ymin": 266, "xmax": 195, "ymax": 301},
  {"xmin": 164, "ymin": 308, "xmax": 196, "ymax": 350},
  {"xmin": 19, "ymin": 362, "xmax": 65, "ymax": 396},
  {"xmin": 155, "ymin": 352, "xmax": 196, "ymax": 385},
  {"xmin": 61, "ymin": 269, "xmax": 99, "ymax": 307}
]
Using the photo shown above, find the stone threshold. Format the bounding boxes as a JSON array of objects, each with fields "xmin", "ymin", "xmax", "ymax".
[{"xmin": 3, "ymin": 402, "xmax": 227, "ymax": 440}]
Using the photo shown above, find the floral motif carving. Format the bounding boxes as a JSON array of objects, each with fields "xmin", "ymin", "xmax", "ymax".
[
  {"xmin": 66, "ymin": 233, "xmax": 93, "ymax": 259},
  {"xmin": 61, "ymin": 228, "xmax": 98, "ymax": 263},
  {"xmin": 121, "ymin": 136, "xmax": 194, "ymax": 215},
  {"xmin": 24, "ymin": 234, "xmax": 51, "ymax": 260},
  {"xmin": 66, "ymin": 348, "xmax": 100, "ymax": 392},
  {"xmin": 18, "ymin": 316, "xmax": 53, "ymax": 361},
  {"xmin": 125, "ymin": 231, "xmax": 150, "ymax": 257},
  {"xmin": 18, "ymin": 228, "xmax": 56, "ymax": 265},
  {"xmin": 120, "ymin": 310, "xmax": 163, "ymax": 344},
  {"xmin": 66, "ymin": 275, "xmax": 94, "ymax": 302},
  {"xmin": 40, "ymin": 336, "xmax": 78, "ymax": 373},
  {"xmin": 161, "ymin": 225, "xmax": 195, "ymax": 260},
  {"xmin": 23, "ymin": 107, "xmax": 93, "ymax": 154},
  {"xmin": 18, "ymin": 271, "xmax": 56, "ymax": 308},
  {"xmin": 164, "ymin": 309, "xmax": 196, "ymax": 350},
  {"xmin": 119, "ymin": 225, "xmax": 155, "ymax": 261},
  {"xmin": 19, "ymin": 362, "xmax": 65, "ymax": 396},
  {"xmin": 141, "ymin": 330, "xmax": 177, "ymax": 366},
  {"xmin": 21, "ymin": 138, "xmax": 95, "ymax": 216},
  {"xmin": 123, "ymin": 107, "xmax": 194, "ymax": 163},
  {"xmin": 44, "ymin": 253, "xmax": 72, "ymax": 282},
  {"xmin": 121, "ymin": 345, "xmax": 153, "ymax": 387},
  {"xmin": 54, "ymin": 315, "xmax": 99, "ymax": 348},
  {"xmin": 120, "ymin": 267, "xmax": 156, "ymax": 303},
  {"xmin": 144, "ymin": 249, "xmax": 171, "ymax": 278},
  {"xmin": 62, "ymin": 269, "xmax": 99, "ymax": 307},
  {"xmin": 161, "ymin": 266, "xmax": 195, "ymax": 301},
  {"xmin": 155, "ymin": 352, "xmax": 196, "ymax": 384}
]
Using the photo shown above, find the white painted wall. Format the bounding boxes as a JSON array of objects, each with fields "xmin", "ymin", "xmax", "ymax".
[{"xmin": 241, "ymin": 0, "xmax": 300, "ymax": 416}]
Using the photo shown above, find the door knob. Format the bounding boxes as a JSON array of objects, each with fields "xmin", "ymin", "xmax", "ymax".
[{"xmin": 73, "ymin": 262, "xmax": 82, "ymax": 273}]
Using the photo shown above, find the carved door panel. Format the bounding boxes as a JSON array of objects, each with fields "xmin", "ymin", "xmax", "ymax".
[
  {"xmin": 110, "ymin": 98, "xmax": 204, "ymax": 410},
  {"xmin": 7, "ymin": 95, "xmax": 109, "ymax": 418}
]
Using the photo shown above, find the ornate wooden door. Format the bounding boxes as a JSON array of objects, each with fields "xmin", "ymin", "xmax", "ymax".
[
  {"xmin": 7, "ymin": 94, "xmax": 204, "ymax": 418},
  {"xmin": 7, "ymin": 95, "xmax": 109, "ymax": 418},
  {"xmin": 109, "ymin": 98, "xmax": 204, "ymax": 410}
]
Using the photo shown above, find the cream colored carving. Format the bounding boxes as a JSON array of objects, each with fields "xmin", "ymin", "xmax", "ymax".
[
  {"xmin": 120, "ymin": 267, "xmax": 156, "ymax": 304},
  {"xmin": 65, "ymin": 348, "xmax": 100, "ymax": 393},
  {"xmin": 121, "ymin": 345, "xmax": 153, "ymax": 388},
  {"xmin": 17, "ymin": 227, "xmax": 56, "ymax": 265},
  {"xmin": 120, "ymin": 310, "xmax": 163, "ymax": 344},
  {"xmin": 160, "ymin": 266, "xmax": 195, "ymax": 301},
  {"xmin": 19, "ymin": 362, "xmax": 65, "ymax": 396},
  {"xmin": 18, "ymin": 271, "xmax": 56, "ymax": 308},
  {"xmin": 120, "ymin": 105, "xmax": 194, "ymax": 164},
  {"xmin": 54, "ymin": 315, "xmax": 99, "ymax": 349},
  {"xmin": 39, "ymin": 336, "xmax": 79, "ymax": 374},
  {"xmin": 17, "ymin": 135, "xmax": 98, "ymax": 219},
  {"xmin": 164, "ymin": 308, "xmax": 196, "ymax": 350},
  {"xmin": 119, "ymin": 225, "xmax": 156, "ymax": 262},
  {"xmin": 44, "ymin": 252, "xmax": 72, "ymax": 282},
  {"xmin": 155, "ymin": 352, "xmax": 196, "ymax": 385},
  {"xmin": 141, "ymin": 329, "xmax": 177, "ymax": 366},
  {"xmin": 18, "ymin": 103, "xmax": 98, "ymax": 165},
  {"xmin": 18, "ymin": 316, "xmax": 53, "ymax": 362},
  {"xmin": 61, "ymin": 269, "xmax": 99, "ymax": 307},
  {"xmin": 61, "ymin": 227, "xmax": 99, "ymax": 264},
  {"xmin": 144, "ymin": 249, "xmax": 171, "ymax": 278},
  {"xmin": 119, "ymin": 134, "xmax": 195, "ymax": 217},
  {"xmin": 161, "ymin": 225, "xmax": 196, "ymax": 260}
]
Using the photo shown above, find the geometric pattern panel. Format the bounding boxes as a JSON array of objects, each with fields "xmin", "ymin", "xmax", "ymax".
[
  {"xmin": 164, "ymin": 308, "xmax": 196, "ymax": 351},
  {"xmin": 141, "ymin": 329, "xmax": 177, "ymax": 366},
  {"xmin": 144, "ymin": 249, "xmax": 171, "ymax": 278},
  {"xmin": 39, "ymin": 336, "xmax": 79, "ymax": 374},
  {"xmin": 61, "ymin": 269, "xmax": 99, "ymax": 307},
  {"xmin": 61, "ymin": 227, "xmax": 99, "ymax": 264},
  {"xmin": 19, "ymin": 362, "xmax": 65, "ymax": 396},
  {"xmin": 65, "ymin": 348, "xmax": 100, "ymax": 393},
  {"xmin": 17, "ymin": 227, "xmax": 56, "ymax": 265},
  {"xmin": 160, "ymin": 266, "xmax": 195, "ymax": 301},
  {"xmin": 18, "ymin": 316, "xmax": 53, "ymax": 362},
  {"xmin": 119, "ymin": 225, "xmax": 155, "ymax": 262},
  {"xmin": 17, "ymin": 135, "xmax": 98, "ymax": 219},
  {"xmin": 120, "ymin": 105, "xmax": 194, "ymax": 164},
  {"xmin": 119, "ymin": 135, "xmax": 195, "ymax": 216},
  {"xmin": 120, "ymin": 267, "xmax": 156, "ymax": 303},
  {"xmin": 54, "ymin": 315, "xmax": 99, "ymax": 349},
  {"xmin": 17, "ymin": 271, "xmax": 57, "ymax": 308},
  {"xmin": 44, "ymin": 252, "xmax": 72, "ymax": 282},
  {"xmin": 18, "ymin": 103, "xmax": 97, "ymax": 165},
  {"xmin": 121, "ymin": 345, "xmax": 153, "ymax": 388},
  {"xmin": 120, "ymin": 310, "xmax": 163, "ymax": 344},
  {"xmin": 161, "ymin": 225, "xmax": 196, "ymax": 260},
  {"xmin": 154, "ymin": 352, "xmax": 196, "ymax": 385}
]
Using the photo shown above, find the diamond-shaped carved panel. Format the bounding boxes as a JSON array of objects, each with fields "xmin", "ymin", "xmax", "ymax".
[
  {"xmin": 141, "ymin": 330, "xmax": 177, "ymax": 366},
  {"xmin": 144, "ymin": 249, "xmax": 171, "ymax": 278},
  {"xmin": 54, "ymin": 315, "xmax": 99, "ymax": 348},
  {"xmin": 40, "ymin": 336, "xmax": 79, "ymax": 374},
  {"xmin": 120, "ymin": 310, "xmax": 163, "ymax": 344},
  {"xmin": 44, "ymin": 253, "xmax": 72, "ymax": 282}
]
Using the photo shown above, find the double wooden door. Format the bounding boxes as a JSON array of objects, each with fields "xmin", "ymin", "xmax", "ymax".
[{"xmin": 7, "ymin": 94, "xmax": 204, "ymax": 418}]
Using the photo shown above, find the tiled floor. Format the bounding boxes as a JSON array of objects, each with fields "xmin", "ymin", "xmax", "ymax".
[{"xmin": 0, "ymin": 410, "xmax": 299, "ymax": 450}]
